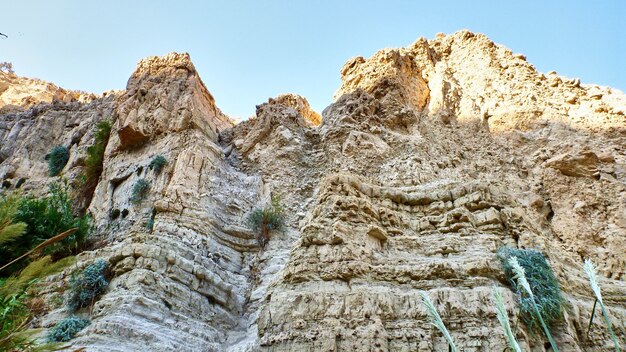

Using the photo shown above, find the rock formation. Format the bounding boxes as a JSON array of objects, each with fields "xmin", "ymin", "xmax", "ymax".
[{"xmin": 1, "ymin": 31, "xmax": 624, "ymax": 351}]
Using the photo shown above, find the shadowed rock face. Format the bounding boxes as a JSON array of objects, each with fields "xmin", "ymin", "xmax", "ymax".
[{"xmin": 1, "ymin": 31, "xmax": 625, "ymax": 351}]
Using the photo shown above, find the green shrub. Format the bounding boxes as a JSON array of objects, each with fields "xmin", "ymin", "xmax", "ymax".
[
  {"xmin": 46, "ymin": 146, "xmax": 70, "ymax": 176},
  {"xmin": 130, "ymin": 179, "xmax": 150, "ymax": 204},
  {"xmin": 0, "ymin": 182, "xmax": 90, "ymax": 274},
  {"xmin": 146, "ymin": 208, "xmax": 156, "ymax": 232},
  {"xmin": 149, "ymin": 155, "xmax": 168, "ymax": 174},
  {"xmin": 248, "ymin": 194, "xmax": 284, "ymax": 247},
  {"xmin": 66, "ymin": 259, "xmax": 108, "ymax": 312},
  {"xmin": 83, "ymin": 120, "xmax": 112, "ymax": 181},
  {"xmin": 46, "ymin": 316, "xmax": 89, "ymax": 342},
  {"xmin": 497, "ymin": 247, "xmax": 564, "ymax": 333}
]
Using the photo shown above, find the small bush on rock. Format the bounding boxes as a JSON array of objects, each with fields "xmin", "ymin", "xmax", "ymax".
[
  {"xmin": 149, "ymin": 155, "xmax": 168, "ymax": 174},
  {"xmin": 497, "ymin": 247, "xmax": 564, "ymax": 333},
  {"xmin": 130, "ymin": 179, "xmax": 150, "ymax": 204},
  {"xmin": 109, "ymin": 208, "xmax": 120, "ymax": 220},
  {"xmin": 46, "ymin": 316, "xmax": 90, "ymax": 342},
  {"xmin": 248, "ymin": 195, "xmax": 284, "ymax": 247},
  {"xmin": 146, "ymin": 208, "xmax": 156, "ymax": 232},
  {"xmin": 46, "ymin": 146, "xmax": 70, "ymax": 176},
  {"xmin": 66, "ymin": 259, "xmax": 108, "ymax": 312}
]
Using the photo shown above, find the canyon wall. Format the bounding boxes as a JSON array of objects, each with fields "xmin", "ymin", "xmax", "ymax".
[{"xmin": 1, "ymin": 31, "xmax": 624, "ymax": 351}]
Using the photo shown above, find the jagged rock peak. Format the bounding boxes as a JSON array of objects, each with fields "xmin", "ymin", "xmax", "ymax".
[
  {"xmin": 116, "ymin": 52, "xmax": 233, "ymax": 148},
  {"xmin": 1, "ymin": 32, "xmax": 625, "ymax": 352},
  {"xmin": 266, "ymin": 93, "xmax": 322, "ymax": 126},
  {"xmin": 129, "ymin": 52, "xmax": 198, "ymax": 80},
  {"xmin": 336, "ymin": 30, "xmax": 626, "ymax": 132},
  {"xmin": 0, "ymin": 71, "xmax": 96, "ymax": 113}
]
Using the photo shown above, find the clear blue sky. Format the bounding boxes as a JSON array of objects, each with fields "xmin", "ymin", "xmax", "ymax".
[{"xmin": 2, "ymin": 1, "xmax": 625, "ymax": 119}]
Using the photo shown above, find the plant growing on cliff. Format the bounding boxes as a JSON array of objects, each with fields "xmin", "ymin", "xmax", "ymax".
[
  {"xmin": 83, "ymin": 120, "xmax": 112, "ymax": 181},
  {"xmin": 248, "ymin": 194, "xmax": 284, "ymax": 247},
  {"xmin": 149, "ymin": 155, "xmax": 168, "ymax": 175},
  {"xmin": 66, "ymin": 259, "xmax": 108, "ymax": 312},
  {"xmin": 0, "ymin": 182, "xmax": 90, "ymax": 274},
  {"xmin": 508, "ymin": 256, "xmax": 559, "ymax": 352},
  {"xmin": 583, "ymin": 259, "xmax": 620, "ymax": 351},
  {"xmin": 419, "ymin": 291, "xmax": 457, "ymax": 352},
  {"xmin": 130, "ymin": 179, "xmax": 150, "ymax": 204},
  {"xmin": 497, "ymin": 247, "xmax": 563, "ymax": 333},
  {"xmin": 491, "ymin": 287, "xmax": 522, "ymax": 352},
  {"xmin": 0, "ymin": 259, "xmax": 70, "ymax": 352},
  {"xmin": 146, "ymin": 208, "xmax": 156, "ymax": 232},
  {"xmin": 46, "ymin": 316, "xmax": 90, "ymax": 342},
  {"xmin": 46, "ymin": 145, "xmax": 70, "ymax": 176}
]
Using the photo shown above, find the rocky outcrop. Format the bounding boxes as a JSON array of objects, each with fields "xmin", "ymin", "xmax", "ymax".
[
  {"xmin": 116, "ymin": 53, "xmax": 232, "ymax": 148},
  {"xmin": 0, "ymin": 92, "xmax": 119, "ymax": 196},
  {"xmin": 0, "ymin": 30, "xmax": 624, "ymax": 351},
  {"xmin": 0, "ymin": 71, "xmax": 94, "ymax": 114}
]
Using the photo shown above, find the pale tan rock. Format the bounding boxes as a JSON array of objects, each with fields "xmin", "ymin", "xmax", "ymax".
[
  {"xmin": 1, "ymin": 31, "xmax": 625, "ymax": 352},
  {"xmin": 116, "ymin": 53, "xmax": 232, "ymax": 149},
  {"xmin": 545, "ymin": 150, "xmax": 600, "ymax": 178},
  {"xmin": 0, "ymin": 71, "xmax": 92, "ymax": 112}
]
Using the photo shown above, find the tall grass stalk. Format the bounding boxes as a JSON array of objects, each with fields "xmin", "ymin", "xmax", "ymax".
[
  {"xmin": 509, "ymin": 257, "xmax": 559, "ymax": 352},
  {"xmin": 0, "ymin": 193, "xmax": 27, "ymax": 246},
  {"xmin": 583, "ymin": 259, "xmax": 620, "ymax": 351},
  {"xmin": 419, "ymin": 291, "xmax": 457, "ymax": 352},
  {"xmin": 492, "ymin": 287, "xmax": 522, "ymax": 352}
]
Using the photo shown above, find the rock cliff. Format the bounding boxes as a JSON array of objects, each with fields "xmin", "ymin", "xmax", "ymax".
[{"xmin": 0, "ymin": 31, "xmax": 624, "ymax": 351}]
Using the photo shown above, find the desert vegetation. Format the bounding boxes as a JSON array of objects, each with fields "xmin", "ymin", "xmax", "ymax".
[
  {"xmin": 83, "ymin": 120, "xmax": 111, "ymax": 182},
  {"xmin": 0, "ymin": 181, "xmax": 94, "ymax": 349},
  {"xmin": 130, "ymin": 178, "xmax": 150, "ymax": 204},
  {"xmin": 46, "ymin": 316, "xmax": 90, "ymax": 342},
  {"xmin": 46, "ymin": 146, "xmax": 70, "ymax": 177},
  {"xmin": 420, "ymin": 291, "xmax": 457, "ymax": 352},
  {"xmin": 149, "ymin": 155, "xmax": 168, "ymax": 174},
  {"xmin": 248, "ymin": 194, "xmax": 284, "ymax": 247},
  {"xmin": 66, "ymin": 259, "xmax": 109, "ymax": 312},
  {"xmin": 492, "ymin": 287, "xmax": 522, "ymax": 352},
  {"xmin": 0, "ymin": 181, "xmax": 90, "ymax": 273},
  {"xmin": 584, "ymin": 259, "xmax": 620, "ymax": 351},
  {"xmin": 497, "ymin": 248, "xmax": 563, "ymax": 332}
]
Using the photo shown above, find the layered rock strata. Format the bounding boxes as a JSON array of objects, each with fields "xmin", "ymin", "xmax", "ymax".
[{"xmin": 0, "ymin": 31, "xmax": 624, "ymax": 351}]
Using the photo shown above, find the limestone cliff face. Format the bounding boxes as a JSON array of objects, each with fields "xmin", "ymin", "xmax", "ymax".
[
  {"xmin": 0, "ymin": 31, "xmax": 625, "ymax": 351},
  {"xmin": 0, "ymin": 71, "xmax": 95, "ymax": 114}
]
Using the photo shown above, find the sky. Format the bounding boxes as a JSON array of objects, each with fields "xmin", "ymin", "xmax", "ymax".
[{"xmin": 1, "ymin": 1, "xmax": 625, "ymax": 120}]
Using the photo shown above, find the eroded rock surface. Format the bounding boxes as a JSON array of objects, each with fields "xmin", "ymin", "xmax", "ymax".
[
  {"xmin": 1, "ymin": 30, "xmax": 625, "ymax": 351},
  {"xmin": 0, "ymin": 71, "xmax": 95, "ymax": 114}
]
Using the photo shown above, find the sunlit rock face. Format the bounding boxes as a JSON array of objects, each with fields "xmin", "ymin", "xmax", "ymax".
[
  {"xmin": 1, "ymin": 30, "xmax": 625, "ymax": 351},
  {"xmin": 0, "ymin": 71, "xmax": 96, "ymax": 113}
]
